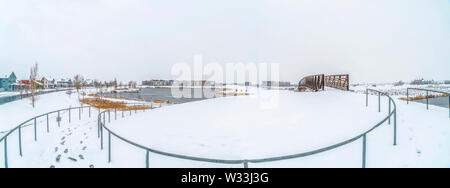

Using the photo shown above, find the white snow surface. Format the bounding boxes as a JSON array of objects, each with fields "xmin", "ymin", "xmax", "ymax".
[{"xmin": 0, "ymin": 86, "xmax": 449, "ymax": 168}]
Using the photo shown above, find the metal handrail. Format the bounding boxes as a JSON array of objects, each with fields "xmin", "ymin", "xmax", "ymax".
[
  {"xmin": 98, "ymin": 89, "xmax": 397, "ymax": 168},
  {"xmin": 0, "ymin": 101, "xmax": 162, "ymax": 168},
  {"xmin": 407, "ymin": 88, "xmax": 450, "ymax": 118}
]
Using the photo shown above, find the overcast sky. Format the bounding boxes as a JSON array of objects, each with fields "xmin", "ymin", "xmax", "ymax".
[{"xmin": 0, "ymin": 0, "xmax": 449, "ymax": 83}]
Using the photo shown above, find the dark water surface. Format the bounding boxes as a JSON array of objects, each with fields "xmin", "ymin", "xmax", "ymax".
[
  {"xmin": 102, "ymin": 88, "xmax": 222, "ymax": 104},
  {"xmin": 414, "ymin": 96, "xmax": 450, "ymax": 108}
]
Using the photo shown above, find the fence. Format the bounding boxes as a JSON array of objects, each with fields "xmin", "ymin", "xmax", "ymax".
[
  {"xmin": 325, "ymin": 74, "xmax": 350, "ymax": 91},
  {"xmin": 98, "ymin": 89, "xmax": 397, "ymax": 168},
  {"xmin": 0, "ymin": 102, "xmax": 159, "ymax": 168},
  {"xmin": 406, "ymin": 88, "xmax": 450, "ymax": 118},
  {"xmin": 1, "ymin": 89, "xmax": 397, "ymax": 168},
  {"xmin": 0, "ymin": 89, "xmax": 71, "ymax": 105}
]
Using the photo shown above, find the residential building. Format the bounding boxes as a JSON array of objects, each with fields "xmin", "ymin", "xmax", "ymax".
[{"xmin": 0, "ymin": 72, "xmax": 17, "ymax": 91}]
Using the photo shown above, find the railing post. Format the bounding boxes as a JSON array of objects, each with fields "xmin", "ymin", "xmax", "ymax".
[
  {"xmin": 122, "ymin": 111, "xmax": 124, "ymax": 118},
  {"xmin": 34, "ymin": 118, "xmax": 37, "ymax": 141},
  {"xmin": 108, "ymin": 110, "xmax": 111, "ymax": 123},
  {"xmin": 407, "ymin": 88, "xmax": 409, "ymax": 104},
  {"xmin": 101, "ymin": 122, "xmax": 104, "ymax": 150},
  {"xmin": 394, "ymin": 110, "xmax": 397, "ymax": 146},
  {"xmin": 47, "ymin": 114, "xmax": 49, "ymax": 133},
  {"xmin": 108, "ymin": 131, "xmax": 111, "ymax": 163},
  {"xmin": 362, "ymin": 134, "xmax": 366, "ymax": 168},
  {"xmin": 58, "ymin": 111, "xmax": 61, "ymax": 127},
  {"xmin": 4, "ymin": 136, "xmax": 8, "ymax": 168},
  {"xmin": 79, "ymin": 107, "xmax": 81, "ymax": 120},
  {"xmin": 378, "ymin": 93, "xmax": 381, "ymax": 112},
  {"xmin": 69, "ymin": 108, "xmax": 71, "ymax": 123},
  {"xmin": 366, "ymin": 89, "xmax": 368, "ymax": 107},
  {"xmin": 97, "ymin": 116, "xmax": 100, "ymax": 138},
  {"xmin": 244, "ymin": 161, "xmax": 249, "ymax": 168},
  {"xmin": 146, "ymin": 150, "xmax": 150, "ymax": 168},
  {"xmin": 448, "ymin": 95, "xmax": 450, "ymax": 118},
  {"xmin": 18, "ymin": 126, "xmax": 22, "ymax": 157},
  {"xmin": 426, "ymin": 90, "xmax": 429, "ymax": 110},
  {"xmin": 388, "ymin": 99, "xmax": 391, "ymax": 125},
  {"xmin": 89, "ymin": 106, "xmax": 91, "ymax": 118},
  {"xmin": 115, "ymin": 108, "xmax": 117, "ymax": 120},
  {"xmin": 135, "ymin": 104, "xmax": 137, "ymax": 114}
]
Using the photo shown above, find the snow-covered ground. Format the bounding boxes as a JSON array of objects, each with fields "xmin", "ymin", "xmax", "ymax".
[{"xmin": 1, "ymin": 86, "xmax": 449, "ymax": 168}]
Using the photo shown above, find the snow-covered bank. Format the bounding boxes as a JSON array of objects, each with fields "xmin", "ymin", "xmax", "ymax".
[
  {"xmin": 102, "ymin": 88, "xmax": 450, "ymax": 168},
  {"xmin": 0, "ymin": 90, "xmax": 83, "ymax": 135},
  {"xmin": 1, "ymin": 86, "xmax": 449, "ymax": 168}
]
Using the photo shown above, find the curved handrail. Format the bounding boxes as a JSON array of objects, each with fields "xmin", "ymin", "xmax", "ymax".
[
  {"xmin": 99, "ymin": 89, "xmax": 397, "ymax": 168},
  {"xmin": 406, "ymin": 87, "xmax": 449, "ymax": 118}
]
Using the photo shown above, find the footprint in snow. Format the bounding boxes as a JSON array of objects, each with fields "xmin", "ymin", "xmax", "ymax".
[
  {"xmin": 56, "ymin": 155, "xmax": 62, "ymax": 163},
  {"xmin": 55, "ymin": 147, "xmax": 59, "ymax": 152},
  {"xmin": 416, "ymin": 149, "xmax": 422, "ymax": 156},
  {"xmin": 68, "ymin": 157, "xmax": 77, "ymax": 162},
  {"xmin": 89, "ymin": 165, "xmax": 94, "ymax": 168},
  {"xmin": 64, "ymin": 149, "xmax": 69, "ymax": 154},
  {"xmin": 82, "ymin": 146, "xmax": 87, "ymax": 151},
  {"xmin": 50, "ymin": 165, "xmax": 56, "ymax": 168},
  {"xmin": 61, "ymin": 136, "xmax": 66, "ymax": 141},
  {"xmin": 79, "ymin": 155, "xmax": 84, "ymax": 160},
  {"xmin": 60, "ymin": 141, "xmax": 66, "ymax": 146}
]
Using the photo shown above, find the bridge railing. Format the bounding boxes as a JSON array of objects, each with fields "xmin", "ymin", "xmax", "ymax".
[
  {"xmin": 406, "ymin": 88, "xmax": 450, "ymax": 118},
  {"xmin": 98, "ymin": 89, "xmax": 397, "ymax": 168}
]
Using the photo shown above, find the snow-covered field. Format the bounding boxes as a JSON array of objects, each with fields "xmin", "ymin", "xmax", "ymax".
[{"xmin": 1, "ymin": 86, "xmax": 449, "ymax": 168}]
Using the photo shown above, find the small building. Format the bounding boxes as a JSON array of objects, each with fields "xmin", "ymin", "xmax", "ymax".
[{"xmin": 0, "ymin": 72, "xmax": 18, "ymax": 92}]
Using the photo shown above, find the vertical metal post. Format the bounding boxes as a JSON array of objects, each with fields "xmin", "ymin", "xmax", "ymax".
[
  {"xmin": 58, "ymin": 111, "xmax": 61, "ymax": 127},
  {"xmin": 101, "ymin": 121, "xmax": 104, "ymax": 150},
  {"xmin": 34, "ymin": 118, "xmax": 37, "ymax": 141},
  {"xmin": 122, "ymin": 111, "xmax": 124, "ymax": 118},
  {"xmin": 97, "ymin": 117, "xmax": 100, "ymax": 138},
  {"xmin": 146, "ymin": 150, "xmax": 150, "ymax": 168},
  {"xmin": 394, "ymin": 110, "xmax": 397, "ymax": 146},
  {"xmin": 366, "ymin": 89, "xmax": 368, "ymax": 107},
  {"xmin": 378, "ymin": 93, "xmax": 381, "ymax": 112},
  {"xmin": 89, "ymin": 106, "xmax": 91, "ymax": 118},
  {"xmin": 108, "ymin": 110, "xmax": 111, "ymax": 123},
  {"xmin": 47, "ymin": 114, "xmax": 49, "ymax": 133},
  {"xmin": 426, "ymin": 91, "xmax": 429, "ymax": 110},
  {"xmin": 108, "ymin": 131, "xmax": 111, "ymax": 163},
  {"xmin": 79, "ymin": 108, "xmax": 81, "ymax": 120},
  {"xmin": 362, "ymin": 134, "xmax": 366, "ymax": 168},
  {"xmin": 4, "ymin": 137, "xmax": 8, "ymax": 168},
  {"xmin": 388, "ymin": 99, "xmax": 391, "ymax": 125},
  {"xmin": 407, "ymin": 88, "xmax": 409, "ymax": 104},
  {"xmin": 69, "ymin": 108, "xmax": 71, "ymax": 123},
  {"xmin": 244, "ymin": 161, "xmax": 249, "ymax": 168},
  {"xmin": 135, "ymin": 104, "xmax": 137, "ymax": 114},
  {"xmin": 18, "ymin": 127, "xmax": 22, "ymax": 157},
  {"xmin": 448, "ymin": 95, "xmax": 450, "ymax": 118},
  {"xmin": 115, "ymin": 108, "xmax": 117, "ymax": 120}
]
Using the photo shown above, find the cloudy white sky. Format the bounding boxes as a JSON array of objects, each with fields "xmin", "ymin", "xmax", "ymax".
[{"xmin": 0, "ymin": 0, "xmax": 449, "ymax": 83}]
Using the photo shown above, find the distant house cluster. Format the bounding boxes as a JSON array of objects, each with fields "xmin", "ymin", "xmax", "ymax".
[
  {"xmin": 0, "ymin": 72, "xmax": 94, "ymax": 92},
  {"xmin": 142, "ymin": 80, "xmax": 174, "ymax": 86}
]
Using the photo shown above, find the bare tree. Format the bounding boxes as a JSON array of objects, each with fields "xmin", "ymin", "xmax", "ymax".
[
  {"xmin": 29, "ymin": 63, "xmax": 38, "ymax": 108},
  {"xmin": 74, "ymin": 74, "xmax": 85, "ymax": 99}
]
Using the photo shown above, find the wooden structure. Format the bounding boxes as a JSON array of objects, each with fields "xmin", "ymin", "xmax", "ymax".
[
  {"xmin": 325, "ymin": 74, "xmax": 350, "ymax": 91},
  {"xmin": 298, "ymin": 74, "xmax": 325, "ymax": 92}
]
